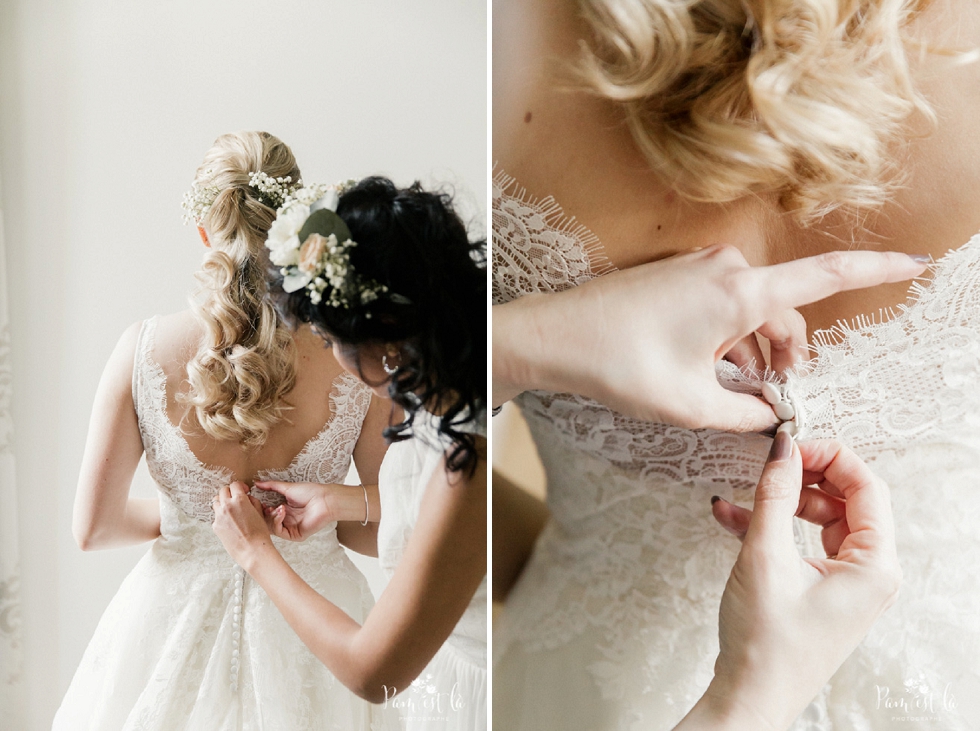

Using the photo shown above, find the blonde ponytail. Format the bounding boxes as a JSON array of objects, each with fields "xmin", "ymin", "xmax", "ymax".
[{"xmin": 181, "ymin": 131, "xmax": 299, "ymax": 447}]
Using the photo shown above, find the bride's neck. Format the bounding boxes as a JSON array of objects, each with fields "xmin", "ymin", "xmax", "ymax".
[{"xmin": 495, "ymin": 0, "xmax": 778, "ymax": 269}]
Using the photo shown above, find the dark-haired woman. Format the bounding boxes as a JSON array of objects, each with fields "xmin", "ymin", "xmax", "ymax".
[{"xmin": 212, "ymin": 177, "xmax": 487, "ymax": 731}]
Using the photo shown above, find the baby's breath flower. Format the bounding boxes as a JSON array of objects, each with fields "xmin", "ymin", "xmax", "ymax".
[
  {"xmin": 248, "ymin": 171, "xmax": 300, "ymax": 210},
  {"xmin": 181, "ymin": 168, "xmax": 220, "ymax": 225}
]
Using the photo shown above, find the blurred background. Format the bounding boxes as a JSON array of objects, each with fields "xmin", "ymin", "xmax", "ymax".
[{"xmin": 0, "ymin": 1, "xmax": 485, "ymax": 727}]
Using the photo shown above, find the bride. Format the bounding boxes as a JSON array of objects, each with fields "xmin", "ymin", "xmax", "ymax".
[
  {"xmin": 54, "ymin": 131, "xmax": 394, "ymax": 730},
  {"xmin": 493, "ymin": 0, "xmax": 980, "ymax": 729}
]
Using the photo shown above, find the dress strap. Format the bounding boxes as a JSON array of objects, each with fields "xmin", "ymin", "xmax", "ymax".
[{"xmin": 131, "ymin": 316, "xmax": 159, "ymax": 428}]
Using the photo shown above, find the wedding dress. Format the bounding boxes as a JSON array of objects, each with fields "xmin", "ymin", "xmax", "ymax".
[
  {"xmin": 376, "ymin": 408, "xmax": 487, "ymax": 731},
  {"xmin": 492, "ymin": 171, "xmax": 980, "ymax": 730},
  {"xmin": 53, "ymin": 317, "xmax": 394, "ymax": 731}
]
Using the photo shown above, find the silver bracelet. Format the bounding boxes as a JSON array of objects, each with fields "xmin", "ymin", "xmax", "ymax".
[{"xmin": 360, "ymin": 484, "xmax": 370, "ymax": 526}]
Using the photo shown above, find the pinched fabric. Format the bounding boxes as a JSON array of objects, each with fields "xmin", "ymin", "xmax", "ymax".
[
  {"xmin": 53, "ymin": 316, "xmax": 395, "ymax": 731},
  {"xmin": 492, "ymin": 170, "xmax": 980, "ymax": 730}
]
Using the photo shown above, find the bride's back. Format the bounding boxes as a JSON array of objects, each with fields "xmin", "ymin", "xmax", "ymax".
[
  {"xmin": 163, "ymin": 130, "xmax": 359, "ymax": 484},
  {"xmin": 152, "ymin": 310, "xmax": 350, "ymax": 485},
  {"xmin": 495, "ymin": 0, "xmax": 980, "ymax": 336}
]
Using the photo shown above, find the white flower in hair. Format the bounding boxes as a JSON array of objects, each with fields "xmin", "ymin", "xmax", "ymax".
[
  {"xmin": 265, "ymin": 181, "xmax": 402, "ymax": 310},
  {"xmin": 266, "ymin": 202, "xmax": 311, "ymax": 267}
]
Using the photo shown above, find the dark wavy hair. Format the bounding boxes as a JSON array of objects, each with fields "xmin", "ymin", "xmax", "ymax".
[{"xmin": 272, "ymin": 176, "xmax": 486, "ymax": 474}]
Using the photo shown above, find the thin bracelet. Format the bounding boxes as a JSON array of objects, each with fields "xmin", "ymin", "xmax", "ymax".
[{"xmin": 360, "ymin": 484, "xmax": 370, "ymax": 526}]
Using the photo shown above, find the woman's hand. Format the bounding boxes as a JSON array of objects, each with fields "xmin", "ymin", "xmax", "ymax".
[
  {"xmin": 253, "ymin": 481, "xmax": 379, "ymax": 542},
  {"xmin": 493, "ymin": 247, "xmax": 927, "ymax": 431},
  {"xmin": 212, "ymin": 482, "xmax": 279, "ymax": 572},
  {"xmin": 676, "ymin": 434, "xmax": 902, "ymax": 729}
]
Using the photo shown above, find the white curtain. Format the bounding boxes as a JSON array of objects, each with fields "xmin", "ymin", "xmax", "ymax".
[{"xmin": 0, "ymin": 180, "xmax": 24, "ymax": 725}]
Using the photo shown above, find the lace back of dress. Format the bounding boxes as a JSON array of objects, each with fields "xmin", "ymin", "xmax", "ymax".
[{"xmin": 492, "ymin": 169, "xmax": 615, "ymax": 305}]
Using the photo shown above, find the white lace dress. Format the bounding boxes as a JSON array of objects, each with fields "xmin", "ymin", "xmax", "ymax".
[
  {"xmin": 376, "ymin": 409, "xmax": 487, "ymax": 731},
  {"xmin": 492, "ymin": 171, "xmax": 980, "ymax": 730},
  {"xmin": 53, "ymin": 317, "xmax": 395, "ymax": 731}
]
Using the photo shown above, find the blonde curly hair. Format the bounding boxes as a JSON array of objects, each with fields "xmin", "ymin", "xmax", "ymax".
[
  {"xmin": 181, "ymin": 131, "xmax": 299, "ymax": 447},
  {"xmin": 578, "ymin": 0, "xmax": 934, "ymax": 221}
]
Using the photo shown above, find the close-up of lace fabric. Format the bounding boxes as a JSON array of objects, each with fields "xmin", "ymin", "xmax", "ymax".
[{"xmin": 492, "ymin": 170, "xmax": 980, "ymax": 730}]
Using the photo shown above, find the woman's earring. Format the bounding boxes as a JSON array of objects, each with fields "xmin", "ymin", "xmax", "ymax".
[{"xmin": 382, "ymin": 354, "xmax": 397, "ymax": 375}]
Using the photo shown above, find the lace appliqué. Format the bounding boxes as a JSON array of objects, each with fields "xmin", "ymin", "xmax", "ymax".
[{"xmin": 492, "ymin": 169, "xmax": 614, "ymax": 305}]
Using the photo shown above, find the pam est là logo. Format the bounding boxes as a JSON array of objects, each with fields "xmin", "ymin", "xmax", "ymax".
[
  {"xmin": 875, "ymin": 671, "xmax": 957, "ymax": 723},
  {"xmin": 382, "ymin": 673, "xmax": 465, "ymax": 722}
]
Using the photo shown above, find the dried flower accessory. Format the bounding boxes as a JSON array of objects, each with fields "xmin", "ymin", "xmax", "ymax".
[
  {"xmin": 180, "ymin": 170, "xmax": 302, "ymax": 225},
  {"xmin": 265, "ymin": 183, "xmax": 392, "ymax": 309}
]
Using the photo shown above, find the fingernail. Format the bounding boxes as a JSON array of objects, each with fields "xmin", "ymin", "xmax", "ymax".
[
  {"xmin": 768, "ymin": 429, "xmax": 793, "ymax": 462},
  {"xmin": 908, "ymin": 254, "xmax": 931, "ymax": 264},
  {"xmin": 757, "ymin": 423, "xmax": 779, "ymax": 438},
  {"xmin": 710, "ymin": 495, "xmax": 721, "ymax": 505}
]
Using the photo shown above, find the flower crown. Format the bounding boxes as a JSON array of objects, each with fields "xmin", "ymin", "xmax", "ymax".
[
  {"xmin": 265, "ymin": 182, "xmax": 393, "ymax": 310},
  {"xmin": 181, "ymin": 170, "xmax": 302, "ymax": 225}
]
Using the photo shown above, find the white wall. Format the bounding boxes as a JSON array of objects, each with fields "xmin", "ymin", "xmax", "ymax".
[{"xmin": 0, "ymin": 1, "xmax": 486, "ymax": 728}]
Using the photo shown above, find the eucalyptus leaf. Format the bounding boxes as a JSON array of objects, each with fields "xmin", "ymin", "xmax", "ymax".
[{"xmin": 298, "ymin": 209, "xmax": 353, "ymax": 246}]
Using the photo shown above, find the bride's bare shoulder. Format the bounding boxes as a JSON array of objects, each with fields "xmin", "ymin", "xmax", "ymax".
[
  {"xmin": 144, "ymin": 310, "xmax": 342, "ymax": 389},
  {"xmin": 143, "ymin": 310, "xmax": 202, "ymax": 373}
]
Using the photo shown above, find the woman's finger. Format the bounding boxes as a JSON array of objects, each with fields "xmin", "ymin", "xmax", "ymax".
[
  {"xmin": 691, "ymin": 385, "xmax": 779, "ymax": 433},
  {"xmin": 755, "ymin": 308, "xmax": 809, "ymax": 374},
  {"xmin": 755, "ymin": 251, "xmax": 928, "ymax": 315},
  {"xmin": 723, "ymin": 334, "xmax": 767, "ymax": 373},
  {"xmin": 795, "ymin": 486, "xmax": 846, "ymax": 527},
  {"xmin": 254, "ymin": 480, "xmax": 306, "ymax": 506},
  {"xmin": 800, "ymin": 471, "xmax": 845, "ymax": 498},
  {"xmin": 229, "ymin": 481, "xmax": 250, "ymax": 498},
  {"xmin": 711, "ymin": 497, "xmax": 751, "ymax": 539},
  {"xmin": 796, "ymin": 440, "xmax": 896, "ymax": 558},
  {"xmin": 743, "ymin": 431, "xmax": 804, "ymax": 553},
  {"xmin": 712, "ymin": 485, "xmax": 845, "ymax": 540},
  {"xmin": 273, "ymin": 506, "xmax": 286, "ymax": 537},
  {"xmin": 821, "ymin": 512, "xmax": 851, "ymax": 559}
]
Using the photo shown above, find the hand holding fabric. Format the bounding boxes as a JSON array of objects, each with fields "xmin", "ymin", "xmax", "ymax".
[
  {"xmin": 493, "ymin": 246, "xmax": 927, "ymax": 431},
  {"xmin": 675, "ymin": 435, "xmax": 902, "ymax": 729}
]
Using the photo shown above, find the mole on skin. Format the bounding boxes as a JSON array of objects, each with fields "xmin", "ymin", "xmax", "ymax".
[{"xmin": 524, "ymin": 111, "xmax": 532, "ymax": 123}]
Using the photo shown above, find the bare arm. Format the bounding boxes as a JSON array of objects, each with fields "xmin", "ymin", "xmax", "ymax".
[
  {"xmin": 214, "ymin": 440, "xmax": 487, "ymax": 703},
  {"xmin": 337, "ymin": 394, "xmax": 392, "ymax": 555},
  {"xmin": 72, "ymin": 322, "xmax": 160, "ymax": 550},
  {"xmin": 492, "ymin": 470, "xmax": 549, "ymax": 602}
]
